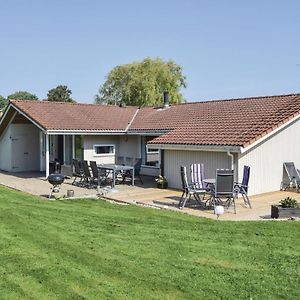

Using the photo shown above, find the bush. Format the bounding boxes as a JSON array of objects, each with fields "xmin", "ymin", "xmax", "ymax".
[{"xmin": 279, "ymin": 197, "xmax": 298, "ymax": 208}]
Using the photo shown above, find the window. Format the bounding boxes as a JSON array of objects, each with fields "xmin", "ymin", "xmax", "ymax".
[
  {"xmin": 142, "ymin": 136, "xmax": 159, "ymax": 167},
  {"xmin": 93, "ymin": 144, "xmax": 115, "ymax": 156}
]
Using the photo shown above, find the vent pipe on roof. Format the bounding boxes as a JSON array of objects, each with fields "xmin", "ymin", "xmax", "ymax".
[{"xmin": 163, "ymin": 91, "xmax": 169, "ymax": 108}]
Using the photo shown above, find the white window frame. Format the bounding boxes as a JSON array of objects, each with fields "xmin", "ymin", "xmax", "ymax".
[
  {"xmin": 146, "ymin": 146, "xmax": 159, "ymax": 154},
  {"xmin": 93, "ymin": 144, "xmax": 115, "ymax": 156}
]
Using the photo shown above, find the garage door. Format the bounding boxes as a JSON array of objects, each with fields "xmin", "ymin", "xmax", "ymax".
[{"xmin": 164, "ymin": 150, "xmax": 231, "ymax": 189}]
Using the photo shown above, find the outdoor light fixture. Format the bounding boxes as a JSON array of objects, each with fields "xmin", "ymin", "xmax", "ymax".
[{"xmin": 215, "ymin": 205, "xmax": 224, "ymax": 220}]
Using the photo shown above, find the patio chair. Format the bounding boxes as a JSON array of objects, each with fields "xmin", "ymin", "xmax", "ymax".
[
  {"xmin": 212, "ymin": 169, "xmax": 236, "ymax": 214},
  {"xmin": 82, "ymin": 160, "xmax": 92, "ymax": 187},
  {"xmin": 179, "ymin": 166, "xmax": 206, "ymax": 209},
  {"xmin": 90, "ymin": 161, "xmax": 109, "ymax": 187},
  {"xmin": 121, "ymin": 158, "xmax": 144, "ymax": 184},
  {"xmin": 280, "ymin": 162, "xmax": 300, "ymax": 192},
  {"xmin": 72, "ymin": 159, "xmax": 85, "ymax": 185},
  {"xmin": 190, "ymin": 163, "xmax": 208, "ymax": 200},
  {"xmin": 234, "ymin": 165, "xmax": 252, "ymax": 208}
]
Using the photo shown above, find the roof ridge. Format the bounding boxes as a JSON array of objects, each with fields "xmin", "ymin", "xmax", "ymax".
[
  {"xmin": 9, "ymin": 99, "xmax": 139, "ymax": 108},
  {"xmin": 168, "ymin": 93, "xmax": 300, "ymax": 107}
]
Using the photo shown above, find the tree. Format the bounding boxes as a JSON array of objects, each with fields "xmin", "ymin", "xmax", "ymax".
[
  {"xmin": 95, "ymin": 57, "xmax": 187, "ymax": 106},
  {"xmin": 7, "ymin": 91, "xmax": 38, "ymax": 101},
  {"xmin": 47, "ymin": 85, "xmax": 75, "ymax": 103},
  {"xmin": 0, "ymin": 95, "xmax": 8, "ymax": 110}
]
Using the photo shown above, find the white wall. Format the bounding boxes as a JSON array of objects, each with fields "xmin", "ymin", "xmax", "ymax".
[
  {"xmin": 11, "ymin": 124, "xmax": 40, "ymax": 171},
  {"xmin": 0, "ymin": 126, "xmax": 12, "ymax": 171},
  {"xmin": 238, "ymin": 118, "xmax": 300, "ymax": 195},
  {"xmin": 83, "ymin": 135, "xmax": 119, "ymax": 164},
  {"xmin": 0, "ymin": 124, "xmax": 40, "ymax": 172},
  {"xmin": 118, "ymin": 135, "xmax": 140, "ymax": 159},
  {"xmin": 164, "ymin": 150, "xmax": 231, "ymax": 189}
]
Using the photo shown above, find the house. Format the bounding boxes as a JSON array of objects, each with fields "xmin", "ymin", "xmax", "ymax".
[{"xmin": 1, "ymin": 93, "xmax": 300, "ymax": 196}]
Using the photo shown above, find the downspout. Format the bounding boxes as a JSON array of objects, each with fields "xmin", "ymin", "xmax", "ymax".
[{"xmin": 227, "ymin": 151, "xmax": 234, "ymax": 170}]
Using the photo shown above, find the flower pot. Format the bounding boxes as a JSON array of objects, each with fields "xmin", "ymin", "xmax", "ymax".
[
  {"xmin": 157, "ymin": 182, "xmax": 168, "ymax": 189},
  {"xmin": 271, "ymin": 205, "xmax": 300, "ymax": 218}
]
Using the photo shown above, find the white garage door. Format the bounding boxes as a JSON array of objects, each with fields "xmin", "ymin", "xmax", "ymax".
[{"xmin": 164, "ymin": 150, "xmax": 231, "ymax": 189}]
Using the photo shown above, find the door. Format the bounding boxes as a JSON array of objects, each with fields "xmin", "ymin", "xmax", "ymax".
[{"xmin": 11, "ymin": 135, "xmax": 29, "ymax": 171}]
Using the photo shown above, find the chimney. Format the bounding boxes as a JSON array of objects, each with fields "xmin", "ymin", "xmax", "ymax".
[{"xmin": 163, "ymin": 91, "xmax": 169, "ymax": 108}]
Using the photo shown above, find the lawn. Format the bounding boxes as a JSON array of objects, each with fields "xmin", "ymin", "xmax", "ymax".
[{"xmin": 0, "ymin": 186, "xmax": 299, "ymax": 299}]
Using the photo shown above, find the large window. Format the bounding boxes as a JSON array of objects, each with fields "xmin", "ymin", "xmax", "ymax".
[{"xmin": 93, "ymin": 144, "xmax": 115, "ymax": 156}]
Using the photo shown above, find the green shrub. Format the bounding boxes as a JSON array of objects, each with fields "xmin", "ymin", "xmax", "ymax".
[{"xmin": 279, "ymin": 197, "xmax": 298, "ymax": 208}]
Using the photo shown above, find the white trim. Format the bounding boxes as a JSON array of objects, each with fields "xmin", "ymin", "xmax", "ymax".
[
  {"xmin": 241, "ymin": 113, "xmax": 300, "ymax": 154},
  {"xmin": 0, "ymin": 103, "xmax": 13, "ymax": 126},
  {"xmin": 147, "ymin": 143, "xmax": 241, "ymax": 153},
  {"xmin": 93, "ymin": 144, "xmax": 115, "ymax": 156},
  {"xmin": 9, "ymin": 104, "xmax": 46, "ymax": 132},
  {"xmin": 63, "ymin": 135, "xmax": 66, "ymax": 164},
  {"xmin": 72, "ymin": 135, "xmax": 75, "ymax": 159},
  {"xmin": 45, "ymin": 133, "xmax": 49, "ymax": 177},
  {"xmin": 47, "ymin": 130, "xmax": 126, "ymax": 135}
]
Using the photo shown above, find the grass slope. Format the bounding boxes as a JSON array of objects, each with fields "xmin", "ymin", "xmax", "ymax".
[{"xmin": 0, "ymin": 186, "xmax": 299, "ymax": 299}]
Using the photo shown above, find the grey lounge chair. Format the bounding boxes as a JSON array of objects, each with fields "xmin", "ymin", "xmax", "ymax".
[
  {"xmin": 212, "ymin": 169, "xmax": 236, "ymax": 214},
  {"xmin": 234, "ymin": 165, "xmax": 252, "ymax": 208},
  {"xmin": 90, "ymin": 161, "xmax": 109, "ymax": 187},
  {"xmin": 82, "ymin": 160, "xmax": 92, "ymax": 187},
  {"xmin": 280, "ymin": 162, "xmax": 300, "ymax": 192},
  {"xmin": 72, "ymin": 159, "xmax": 85, "ymax": 185}
]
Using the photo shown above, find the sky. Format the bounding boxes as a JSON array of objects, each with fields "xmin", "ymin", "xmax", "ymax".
[{"xmin": 0, "ymin": 0, "xmax": 300, "ymax": 103}]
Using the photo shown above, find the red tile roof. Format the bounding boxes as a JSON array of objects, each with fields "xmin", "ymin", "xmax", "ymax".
[
  {"xmin": 10, "ymin": 100, "xmax": 138, "ymax": 131},
  {"xmin": 133, "ymin": 94, "xmax": 300, "ymax": 147},
  {"xmin": 8, "ymin": 93, "xmax": 300, "ymax": 147}
]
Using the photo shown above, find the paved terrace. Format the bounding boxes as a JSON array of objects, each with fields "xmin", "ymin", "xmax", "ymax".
[{"xmin": 0, "ymin": 171, "xmax": 298, "ymax": 221}]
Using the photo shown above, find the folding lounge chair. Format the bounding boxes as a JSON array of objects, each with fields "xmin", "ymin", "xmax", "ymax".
[
  {"xmin": 280, "ymin": 162, "xmax": 300, "ymax": 192},
  {"xmin": 213, "ymin": 169, "xmax": 236, "ymax": 214},
  {"xmin": 234, "ymin": 165, "xmax": 252, "ymax": 208},
  {"xmin": 179, "ymin": 166, "xmax": 206, "ymax": 209},
  {"xmin": 82, "ymin": 160, "xmax": 92, "ymax": 187},
  {"xmin": 90, "ymin": 161, "xmax": 109, "ymax": 187},
  {"xmin": 72, "ymin": 159, "xmax": 85, "ymax": 185},
  {"xmin": 190, "ymin": 163, "xmax": 208, "ymax": 202}
]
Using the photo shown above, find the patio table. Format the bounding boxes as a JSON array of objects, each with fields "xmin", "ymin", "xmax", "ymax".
[{"xmin": 97, "ymin": 164, "xmax": 134, "ymax": 188}]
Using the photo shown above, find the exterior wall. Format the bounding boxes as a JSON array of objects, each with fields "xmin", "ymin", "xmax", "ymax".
[
  {"xmin": 0, "ymin": 124, "xmax": 40, "ymax": 172},
  {"xmin": 11, "ymin": 124, "xmax": 40, "ymax": 171},
  {"xmin": 164, "ymin": 150, "xmax": 231, "ymax": 189},
  {"xmin": 238, "ymin": 118, "xmax": 300, "ymax": 195},
  {"xmin": 0, "ymin": 126, "xmax": 12, "ymax": 171},
  {"xmin": 118, "ymin": 135, "xmax": 140, "ymax": 159},
  {"xmin": 83, "ymin": 135, "xmax": 120, "ymax": 164}
]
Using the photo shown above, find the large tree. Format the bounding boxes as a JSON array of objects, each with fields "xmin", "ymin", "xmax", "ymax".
[
  {"xmin": 95, "ymin": 57, "xmax": 187, "ymax": 106},
  {"xmin": 7, "ymin": 91, "xmax": 38, "ymax": 101},
  {"xmin": 0, "ymin": 95, "xmax": 8, "ymax": 110},
  {"xmin": 47, "ymin": 85, "xmax": 75, "ymax": 103}
]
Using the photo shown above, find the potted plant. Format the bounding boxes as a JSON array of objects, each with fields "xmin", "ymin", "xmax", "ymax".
[
  {"xmin": 155, "ymin": 175, "xmax": 168, "ymax": 189},
  {"xmin": 271, "ymin": 197, "xmax": 300, "ymax": 218}
]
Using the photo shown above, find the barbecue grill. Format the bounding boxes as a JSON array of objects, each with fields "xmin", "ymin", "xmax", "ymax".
[{"xmin": 48, "ymin": 173, "xmax": 65, "ymax": 199}]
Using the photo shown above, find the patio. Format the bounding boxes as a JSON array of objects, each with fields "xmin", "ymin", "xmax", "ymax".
[{"xmin": 0, "ymin": 170, "xmax": 299, "ymax": 220}]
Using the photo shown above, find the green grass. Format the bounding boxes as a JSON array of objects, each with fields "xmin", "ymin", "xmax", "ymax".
[{"xmin": 0, "ymin": 186, "xmax": 299, "ymax": 299}]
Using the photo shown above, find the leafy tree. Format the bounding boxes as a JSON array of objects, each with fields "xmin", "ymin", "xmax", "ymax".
[
  {"xmin": 47, "ymin": 85, "xmax": 75, "ymax": 103},
  {"xmin": 0, "ymin": 95, "xmax": 8, "ymax": 110},
  {"xmin": 95, "ymin": 57, "xmax": 187, "ymax": 106},
  {"xmin": 7, "ymin": 91, "xmax": 38, "ymax": 101}
]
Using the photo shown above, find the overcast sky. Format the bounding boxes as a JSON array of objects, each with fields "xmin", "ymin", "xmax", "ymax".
[{"xmin": 0, "ymin": 0, "xmax": 300, "ymax": 103}]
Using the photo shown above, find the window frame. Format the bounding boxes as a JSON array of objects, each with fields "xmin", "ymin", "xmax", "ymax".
[{"xmin": 93, "ymin": 144, "xmax": 115, "ymax": 156}]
